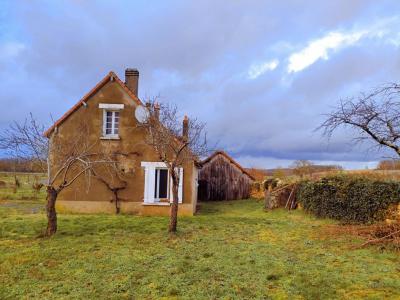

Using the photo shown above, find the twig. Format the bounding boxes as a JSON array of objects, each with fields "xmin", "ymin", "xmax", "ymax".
[
  {"xmin": 271, "ymin": 184, "xmax": 290, "ymax": 195},
  {"xmin": 360, "ymin": 229, "xmax": 400, "ymax": 247},
  {"xmin": 285, "ymin": 186, "xmax": 295, "ymax": 209},
  {"xmin": 289, "ymin": 185, "xmax": 298, "ymax": 210}
]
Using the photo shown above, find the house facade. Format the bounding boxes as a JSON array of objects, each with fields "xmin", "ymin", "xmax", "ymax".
[{"xmin": 44, "ymin": 69, "xmax": 199, "ymax": 216}]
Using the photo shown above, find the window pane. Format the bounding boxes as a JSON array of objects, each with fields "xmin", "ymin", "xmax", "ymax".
[
  {"xmin": 158, "ymin": 169, "xmax": 168, "ymax": 198},
  {"xmin": 154, "ymin": 170, "xmax": 158, "ymax": 198},
  {"xmin": 113, "ymin": 119, "xmax": 119, "ymax": 134}
]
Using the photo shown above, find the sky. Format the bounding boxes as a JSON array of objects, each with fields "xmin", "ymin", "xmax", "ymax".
[{"xmin": 1, "ymin": 1, "xmax": 400, "ymax": 169}]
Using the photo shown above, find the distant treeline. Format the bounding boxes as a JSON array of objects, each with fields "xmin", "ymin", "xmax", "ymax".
[
  {"xmin": 246, "ymin": 161, "xmax": 343, "ymax": 181},
  {"xmin": 0, "ymin": 158, "xmax": 45, "ymax": 173},
  {"xmin": 376, "ymin": 160, "xmax": 400, "ymax": 170}
]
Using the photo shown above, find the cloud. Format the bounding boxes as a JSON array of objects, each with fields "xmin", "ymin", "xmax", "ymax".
[
  {"xmin": 287, "ymin": 16, "xmax": 400, "ymax": 73},
  {"xmin": 287, "ymin": 31, "xmax": 365, "ymax": 73},
  {"xmin": 1, "ymin": 1, "xmax": 400, "ymax": 168},
  {"xmin": 247, "ymin": 59, "xmax": 279, "ymax": 79},
  {"xmin": 0, "ymin": 41, "xmax": 25, "ymax": 61}
]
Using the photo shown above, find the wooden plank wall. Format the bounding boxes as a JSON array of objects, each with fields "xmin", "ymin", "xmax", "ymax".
[{"xmin": 198, "ymin": 154, "xmax": 252, "ymax": 201}]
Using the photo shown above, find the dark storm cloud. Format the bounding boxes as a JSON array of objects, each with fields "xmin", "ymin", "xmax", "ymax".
[{"xmin": 1, "ymin": 0, "xmax": 400, "ymax": 167}]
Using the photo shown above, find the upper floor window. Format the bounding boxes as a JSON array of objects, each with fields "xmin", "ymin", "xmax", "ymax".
[
  {"xmin": 99, "ymin": 103, "xmax": 124, "ymax": 139},
  {"xmin": 104, "ymin": 110, "xmax": 119, "ymax": 136}
]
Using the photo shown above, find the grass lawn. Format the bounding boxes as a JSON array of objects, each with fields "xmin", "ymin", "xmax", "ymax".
[{"xmin": 1, "ymin": 198, "xmax": 400, "ymax": 299}]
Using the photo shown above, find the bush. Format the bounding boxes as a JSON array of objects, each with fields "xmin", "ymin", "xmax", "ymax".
[{"xmin": 297, "ymin": 175, "xmax": 400, "ymax": 224}]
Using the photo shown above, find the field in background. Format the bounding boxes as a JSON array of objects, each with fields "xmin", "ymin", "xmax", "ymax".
[
  {"xmin": 342, "ymin": 169, "xmax": 400, "ymax": 181},
  {"xmin": 1, "ymin": 199, "xmax": 400, "ymax": 299},
  {"xmin": 249, "ymin": 168, "xmax": 400, "ymax": 183},
  {"xmin": 0, "ymin": 172, "xmax": 46, "ymax": 201}
]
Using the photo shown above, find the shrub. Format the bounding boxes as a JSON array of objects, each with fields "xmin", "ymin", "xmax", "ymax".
[
  {"xmin": 297, "ymin": 175, "xmax": 400, "ymax": 224},
  {"xmin": 263, "ymin": 178, "xmax": 278, "ymax": 190}
]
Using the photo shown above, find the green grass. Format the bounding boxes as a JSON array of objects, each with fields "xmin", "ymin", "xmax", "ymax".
[{"xmin": 1, "ymin": 199, "xmax": 400, "ymax": 299}]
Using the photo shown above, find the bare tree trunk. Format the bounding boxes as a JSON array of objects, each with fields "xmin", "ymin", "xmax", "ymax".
[
  {"xmin": 114, "ymin": 190, "xmax": 120, "ymax": 214},
  {"xmin": 169, "ymin": 175, "xmax": 179, "ymax": 233},
  {"xmin": 46, "ymin": 186, "xmax": 58, "ymax": 236}
]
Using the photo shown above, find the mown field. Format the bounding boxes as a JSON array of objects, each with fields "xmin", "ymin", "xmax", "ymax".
[{"xmin": 1, "ymin": 174, "xmax": 400, "ymax": 299}]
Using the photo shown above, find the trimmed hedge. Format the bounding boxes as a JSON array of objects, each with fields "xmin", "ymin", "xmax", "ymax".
[{"xmin": 296, "ymin": 175, "xmax": 400, "ymax": 224}]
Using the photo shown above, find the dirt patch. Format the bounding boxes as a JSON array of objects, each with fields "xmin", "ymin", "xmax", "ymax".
[{"xmin": 319, "ymin": 223, "xmax": 400, "ymax": 250}]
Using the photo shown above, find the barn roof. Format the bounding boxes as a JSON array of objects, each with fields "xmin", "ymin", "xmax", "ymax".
[
  {"xmin": 201, "ymin": 150, "xmax": 255, "ymax": 180},
  {"xmin": 43, "ymin": 71, "xmax": 143, "ymax": 137}
]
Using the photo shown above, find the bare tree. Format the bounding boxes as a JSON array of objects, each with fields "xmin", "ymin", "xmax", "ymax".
[
  {"xmin": 138, "ymin": 100, "xmax": 208, "ymax": 232},
  {"xmin": 0, "ymin": 113, "xmax": 48, "ymax": 173},
  {"xmin": 291, "ymin": 160, "xmax": 314, "ymax": 178},
  {"xmin": 0, "ymin": 114, "xmax": 124, "ymax": 236},
  {"xmin": 90, "ymin": 150, "xmax": 139, "ymax": 214},
  {"xmin": 377, "ymin": 159, "xmax": 400, "ymax": 170},
  {"xmin": 319, "ymin": 83, "xmax": 400, "ymax": 156}
]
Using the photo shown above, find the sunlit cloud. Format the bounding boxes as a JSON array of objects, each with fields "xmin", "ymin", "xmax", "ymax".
[
  {"xmin": 247, "ymin": 59, "xmax": 279, "ymax": 79},
  {"xmin": 287, "ymin": 31, "xmax": 365, "ymax": 73},
  {"xmin": 287, "ymin": 16, "xmax": 400, "ymax": 74},
  {"xmin": 387, "ymin": 33, "xmax": 400, "ymax": 47},
  {"xmin": 0, "ymin": 42, "xmax": 25, "ymax": 61}
]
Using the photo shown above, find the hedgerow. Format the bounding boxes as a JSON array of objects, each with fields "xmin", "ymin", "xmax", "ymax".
[{"xmin": 296, "ymin": 175, "xmax": 400, "ymax": 224}]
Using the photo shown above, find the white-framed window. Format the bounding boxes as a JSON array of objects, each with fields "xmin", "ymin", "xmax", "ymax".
[
  {"xmin": 104, "ymin": 110, "xmax": 119, "ymax": 136},
  {"xmin": 99, "ymin": 103, "xmax": 124, "ymax": 139},
  {"xmin": 141, "ymin": 162, "xmax": 183, "ymax": 204}
]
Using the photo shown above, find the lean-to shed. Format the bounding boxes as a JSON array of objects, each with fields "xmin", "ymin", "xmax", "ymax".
[{"xmin": 198, "ymin": 151, "xmax": 255, "ymax": 201}]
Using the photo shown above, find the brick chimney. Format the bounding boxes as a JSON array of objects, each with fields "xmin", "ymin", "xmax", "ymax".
[
  {"xmin": 125, "ymin": 68, "xmax": 139, "ymax": 97},
  {"xmin": 154, "ymin": 103, "xmax": 160, "ymax": 120},
  {"xmin": 182, "ymin": 115, "xmax": 189, "ymax": 142}
]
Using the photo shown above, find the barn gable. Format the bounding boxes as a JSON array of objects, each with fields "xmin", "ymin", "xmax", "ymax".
[{"xmin": 198, "ymin": 151, "xmax": 254, "ymax": 201}]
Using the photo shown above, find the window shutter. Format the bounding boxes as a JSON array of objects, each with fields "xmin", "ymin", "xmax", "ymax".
[
  {"xmin": 168, "ymin": 170, "xmax": 173, "ymax": 203},
  {"xmin": 178, "ymin": 168, "xmax": 183, "ymax": 204},
  {"xmin": 146, "ymin": 166, "xmax": 156, "ymax": 203},
  {"xmin": 143, "ymin": 166, "xmax": 148, "ymax": 202},
  {"xmin": 168, "ymin": 168, "xmax": 183, "ymax": 204}
]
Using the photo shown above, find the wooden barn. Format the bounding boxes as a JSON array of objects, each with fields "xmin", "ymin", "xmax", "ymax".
[{"xmin": 198, "ymin": 151, "xmax": 255, "ymax": 201}]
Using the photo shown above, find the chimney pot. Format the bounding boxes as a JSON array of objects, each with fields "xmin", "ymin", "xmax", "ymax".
[
  {"xmin": 154, "ymin": 103, "xmax": 160, "ymax": 120},
  {"xmin": 125, "ymin": 68, "xmax": 139, "ymax": 97},
  {"xmin": 182, "ymin": 115, "xmax": 189, "ymax": 142}
]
